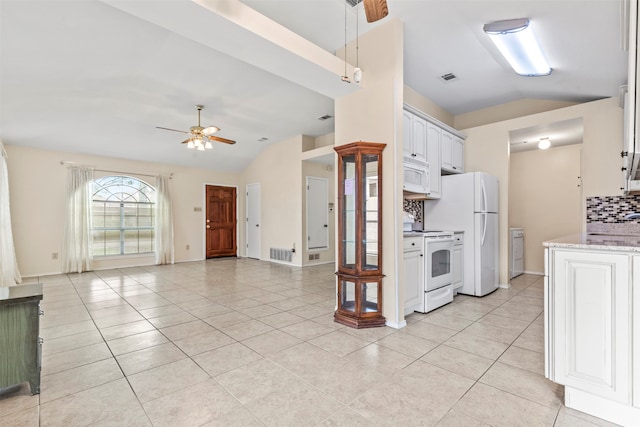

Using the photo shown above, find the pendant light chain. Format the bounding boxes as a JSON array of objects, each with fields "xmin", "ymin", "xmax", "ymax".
[
  {"xmin": 342, "ymin": 0, "xmax": 349, "ymax": 82},
  {"xmin": 356, "ymin": 0, "xmax": 359, "ymax": 69}
]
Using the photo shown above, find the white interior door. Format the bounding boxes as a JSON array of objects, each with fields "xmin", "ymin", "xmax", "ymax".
[
  {"xmin": 307, "ymin": 176, "xmax": 328, "ymax": 250},
  {"xmin": 246, "ymin": 183, "xmax": 260, "ymax": 259}
]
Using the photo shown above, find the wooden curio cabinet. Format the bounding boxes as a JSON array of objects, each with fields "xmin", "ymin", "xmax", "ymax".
[{"xmin": 334, "ymin": 141, "xmax": 386, "ymax": 328}]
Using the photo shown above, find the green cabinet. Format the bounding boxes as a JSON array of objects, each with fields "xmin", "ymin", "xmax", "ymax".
[{"xmin": 0, "ymin": 284, "xmax": 43, "ymax": 394}]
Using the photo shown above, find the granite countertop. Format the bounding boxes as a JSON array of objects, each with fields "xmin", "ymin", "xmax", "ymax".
[
  {"xmin": 0, "ymin": 283, "xmax": 43, "ymax": 304},
  {"xmin": 543, "ymin": 233, "xmax": 640, "ymax": 252}
]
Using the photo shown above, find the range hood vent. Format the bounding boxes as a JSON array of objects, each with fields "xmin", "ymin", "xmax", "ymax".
[{"xmin": 346, "ymin": 0, "xmax": 363, "ymax": 7}]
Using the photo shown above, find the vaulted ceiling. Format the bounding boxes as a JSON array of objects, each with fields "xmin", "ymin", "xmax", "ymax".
[{"xmin": 0, "ymin": 0, "xmax": 628, "ymax": 171}]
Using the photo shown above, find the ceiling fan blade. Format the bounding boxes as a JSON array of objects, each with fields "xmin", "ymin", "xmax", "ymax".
[
  {"xmin": 156, "ymin": 126, "xmax": 189, "ymax": 134},
  {"xmin": 206, "ymin": 135, "xmax": 236, "ymax": 145},
  {"xmin": 179, "ymin": 138, "xmax": 192, "ymax": 144},
  {"xmin": 363, "ymin": 0, "xmax": 388, "ymax": 23}
]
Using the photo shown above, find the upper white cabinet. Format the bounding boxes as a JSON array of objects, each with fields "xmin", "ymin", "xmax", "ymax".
[
  {"xmin": 403, "ymin": 105, "xmax": 466, "ymax": 199},
  {"xmin": 441, "ymin": 131, "xmax": 464, "ymax": 174},
  {"xmin": 402, "ymin": 110, "xmax": 427, "ymax": 163},
  {"xmin": 426, "ymin": 123, "xmax": 442, "ymax": 199}
]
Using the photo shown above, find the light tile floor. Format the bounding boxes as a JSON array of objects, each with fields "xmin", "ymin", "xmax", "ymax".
[{"xmin": 0, "ymin": 259, "xmax": 621, "ymax": 426}]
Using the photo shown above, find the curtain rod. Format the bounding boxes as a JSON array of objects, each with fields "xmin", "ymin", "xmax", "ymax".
[{"xmin": 60, "ymin": 161, "xmax": 173, "ymax": 179}]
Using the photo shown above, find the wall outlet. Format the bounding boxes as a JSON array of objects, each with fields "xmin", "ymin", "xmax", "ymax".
[
  {"xmin": 51, "ymin": 252, "xmax": 58, "ymax": 260},
  {"xmin": 186, "ymin": 244, "xmax": 190, "ymax": 250}
]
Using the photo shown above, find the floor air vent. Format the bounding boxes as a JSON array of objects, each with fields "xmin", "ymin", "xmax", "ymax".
[
  {"xmin": 270, "ymin": 248, "xmax": 292, "ymax": 262},
  {"xmin": 308, "ymin": 253, "xmax": 320, "ymax": 261}
]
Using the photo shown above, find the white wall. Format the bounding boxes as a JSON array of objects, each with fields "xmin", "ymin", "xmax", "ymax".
[
  {"xmin": 509, "ymin": 144, "xmax": 583, "ymax": 274},
  {"xmin": 5, "ymin": 144, "xmax": 239, "ymax": 277},
  {"xmin": 463, "ymin": 97, "xmax": 623, "ymax": 285},
  {"xmin": 454, "ymin": 99, "xmax": 579, "ymax": 130},
  {"xmin": 240, "ymin": 134, "xmax": 303, "ymax": 265},
  {"xmin": 335, "ymin": 18, "xmax": 405, "ymax": 326},
  {"xmin": 403, "ymin": 85, "xmax": 454, "ymax": 127}
]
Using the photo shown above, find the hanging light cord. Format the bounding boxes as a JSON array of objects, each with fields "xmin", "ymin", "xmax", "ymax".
[
  {"xmin": 343, "ymin": 0, "xmax": 348, "ymax": 79},
  {"xmin": 356, "ymin": 0, "xmax": 359, "ymax": 68}
]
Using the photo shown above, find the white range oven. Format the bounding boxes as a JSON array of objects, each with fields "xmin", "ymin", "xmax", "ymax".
[{"xmin": 419, "ymin": 231, "xmax": 454, "ymax": 313}]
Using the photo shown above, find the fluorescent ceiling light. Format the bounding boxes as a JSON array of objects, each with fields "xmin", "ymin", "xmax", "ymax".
[{"xmin": 483, "ymin": 18, "xmax": 552, "ymax": 77}]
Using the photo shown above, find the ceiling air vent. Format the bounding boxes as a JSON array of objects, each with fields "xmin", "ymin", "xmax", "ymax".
[
  {"xmin": 258, "ymin": 137, "xmax": 269, "ymax": 142},
  {"xmin": 346, "ymin": 0, "xmax": 363, "ymax": 7},
  {"xmin": 440, "ymin": 73, "xmax": 458, "ymax": 83},
  {"xmin": 317, "ymin": 114, "xmax": 333, "ymax": 121}
]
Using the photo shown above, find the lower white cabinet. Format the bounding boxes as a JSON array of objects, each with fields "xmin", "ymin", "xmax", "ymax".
[
  {"xmin": 545, "ymin": 247, "xmax": 639, "ymax": 425},
  {"xmin": 403, "ymin": 237, "xmax": 423, "ymax": 315},
  {"xmin": 452, "ymin": 232, "xmax": 463, "ymax": 290},
  {"xmin": 635, "ymin": 256, "xmax": 640, "ymax": 409}
]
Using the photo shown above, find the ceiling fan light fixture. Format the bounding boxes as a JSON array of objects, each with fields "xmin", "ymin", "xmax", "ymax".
[
  {"xmin": 203, "ymin": 126, "xmax": 220, "ymax": 135},
  {"xmin": 483, "ymin": 18, "xmax": 552, "ymax": 77},
  {"xmin": 193, "ymin": 136, "xmax": 203, "ymax": 147},
  {"xmin": 205, "ymin": 140, "xmax": 213, "ymax": 149},
  {"xmin": 187, "ymin": 139, "xmax": 195, "ymax": 149},
  {"xmin": 197, "ymin": 144, "xmax": 205, "ymax": 151}
]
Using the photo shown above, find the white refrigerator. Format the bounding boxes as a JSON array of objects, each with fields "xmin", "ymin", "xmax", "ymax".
[{"xmin": 424, "ymin": 172, "xmax": 499, "ymax": 296}]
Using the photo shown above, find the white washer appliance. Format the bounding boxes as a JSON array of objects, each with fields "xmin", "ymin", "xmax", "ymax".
[
  {"xmin": 416, "ymin": 231, "xmax": 455, "ymax": 313},
  {"xmin": 510, "ymin": 227, "xmax": 524, "ymax": 279}
]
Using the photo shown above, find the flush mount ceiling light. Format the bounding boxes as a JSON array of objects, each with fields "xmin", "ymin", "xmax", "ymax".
[
  {"xmin": 483, "ymin": 18, "xmax": 552, "ymax": 77},
  {"xmin": 538, "ymin": 137, "xmax": 551, "ymax": 150}
]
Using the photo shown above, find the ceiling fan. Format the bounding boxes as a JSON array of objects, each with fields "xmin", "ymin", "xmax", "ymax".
[
  {"xmin": 363, "ymin": 0, "xmax": 388, "ymax": 23},
  {"xmin": 156, "ymin": 105, "xmax": 236, "ymax": 150}
]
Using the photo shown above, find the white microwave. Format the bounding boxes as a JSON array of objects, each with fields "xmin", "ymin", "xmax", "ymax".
[{"xmin": 403, "ymin": 157, "xmax": 430, "ymax": 194}]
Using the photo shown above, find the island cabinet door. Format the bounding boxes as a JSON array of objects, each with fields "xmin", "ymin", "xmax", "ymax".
[
  {"xmin": 634, "ymin": 256, "xmax": 640, "ymax": 409},
  {"xmin": 551, "ymin": 250, "xmax": 631, "ymax": 403}
]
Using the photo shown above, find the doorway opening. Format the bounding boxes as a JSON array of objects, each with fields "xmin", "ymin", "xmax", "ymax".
[{"xmin": 508, "ymin": 117, "xmax": 584, "ymax": 274}]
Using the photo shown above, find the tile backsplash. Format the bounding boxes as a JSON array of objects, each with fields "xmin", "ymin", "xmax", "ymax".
[
  {"xmin": 586, "ymin": 195, "xmax": 640, "ymax": 235},
  {"xmin": 403, "ymin": 199, "xmax": 423, "ymax": 226}
]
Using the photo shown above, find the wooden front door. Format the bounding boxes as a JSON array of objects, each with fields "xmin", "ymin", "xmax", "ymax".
[{"xmin": 205, "ymin": 185, "xmax": 237, "ymax": 258}]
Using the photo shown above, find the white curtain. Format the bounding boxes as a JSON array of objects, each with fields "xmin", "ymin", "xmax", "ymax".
[
  {"xmin": 0, "ymin": 142, "xmax": 22, "ymax": 286},
  {"xmin": 61, "ymin": 166, "xmax": 94, "ymax": 273},
  {"xmin": 155, "ymin": 175, "xmax": 174, "ymax": 265}
]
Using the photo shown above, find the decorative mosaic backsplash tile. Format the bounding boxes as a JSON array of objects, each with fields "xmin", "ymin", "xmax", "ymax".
[
  {"xmin": 586, "ymin": 195, "xmax": 640, "ymax": 223},
  {"xmin": 403, "ymin": 199, "xmax": 423, "ymax": 224},
  {"xmin": 586, "ymin": 195, "xmax": 640, "ymax": 235}
]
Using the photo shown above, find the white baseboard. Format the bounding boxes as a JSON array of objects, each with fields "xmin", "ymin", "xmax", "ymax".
[
  {"xmin": 302, "ymin": 260, "xmax": 334, "ymax": 267},
  {"xmin": 385, "ymin": 319, "xmax": 407, "ymax": 329},
  {"xmin": 565, "ymin": 386, "xmax": 640, "ymax": 426},
  {"xmin": 524, "ymin": 270, "xmax": 544, "ymax": 275},
  {"xmin": 498, "ymin": 283, "xmax": 510, "ymax": 289}
]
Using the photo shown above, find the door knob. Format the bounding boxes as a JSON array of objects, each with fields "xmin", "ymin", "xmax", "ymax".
[
  {"xmin": 324, "ymin": 224, "xmax": 328, "ymax": 228},
  {"xmin": 206, "ymin": 225, "xmax": 211, "ymax": 229},
  {"xmin": 206, "ymin": 219, "xmax": 210, "ymax": 223},
  {"xmin": 256, "ymin": 224, "xmax": 260, "ymax": 227}
]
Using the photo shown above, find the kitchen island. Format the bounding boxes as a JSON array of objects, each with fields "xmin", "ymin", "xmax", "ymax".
[{"xmin": 543, "ymin": 234, "xmax": 640, "ymax": 426}]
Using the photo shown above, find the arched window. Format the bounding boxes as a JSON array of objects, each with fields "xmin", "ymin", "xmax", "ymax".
[{"xmin": 92, "ymin": 176, "xmax": 156, "ymax": 256}]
